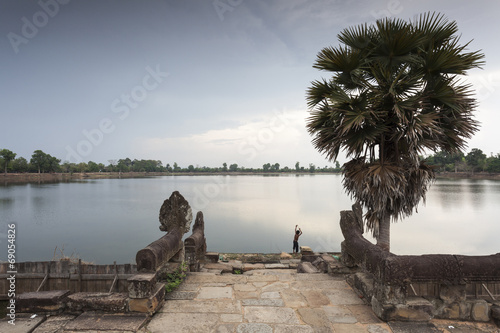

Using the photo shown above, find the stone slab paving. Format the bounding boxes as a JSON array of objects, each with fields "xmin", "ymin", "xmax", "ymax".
[
  {"xmin": 5, "ymin": 269, "xmax": 500, "ymax": 332},
  {"xmin": 146, "ymin": 269, "xmax": 394, "ymax": 332},
  {"xmin": 33, "ymin": 314, "xmax": 76, "ymax": 333},
  {"xmin": 0, "ymin": 312, "xmax": 149, "ymax": 333},
  {"xmin": 0, "ymin": 314, "xmax": 45, "ymax": 333},
  {"xmin": 64, "ymin": 312, "xmax": 149, "ymax": 332}
]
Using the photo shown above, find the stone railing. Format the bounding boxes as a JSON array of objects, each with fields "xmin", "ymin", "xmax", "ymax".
[
  {"xmin": 340, "ymin": 204, "xmax": 500, "ymax": 325},
  {"xmin": 129, "ymin": 191, "xmax": 206, "ymax": 314},
  {"xmin": 136, "ymin": 228, "xmax": 184, "ymax": 272},
  {"xmin": 12, "ymin": 191, "xmax": 210, "ymax": 317},
  {"xmin": 184, "ymin": 211, "xmax": 207, "ymax": 272}
]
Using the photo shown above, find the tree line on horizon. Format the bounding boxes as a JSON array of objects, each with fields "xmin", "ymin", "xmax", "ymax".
[
  {"xmin": 1, "ymin": 147, "xmax": 499, "ymax": 175},
  {"xmin": 0, "ymin": 148, "xmax": 344, "ymax": 174}
]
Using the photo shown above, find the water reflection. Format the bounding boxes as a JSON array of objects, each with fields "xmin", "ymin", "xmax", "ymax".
[
  {"xmin": 466, "ymin": 180, "xmax": 487, "ymax": 208},
  {"xmin": 431, "ymin": 179, "xmax": 466, "ymax": 210},
  {"xmin": 0, "ymin": 197, "xmax": 14, "ymax": 207},
  {"xmin": 0, "ymin": 176, "xmax": 499, "ymax": 263}
]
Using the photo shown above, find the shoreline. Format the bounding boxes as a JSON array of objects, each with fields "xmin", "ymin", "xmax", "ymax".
[
  {"xmin": 0, "ymin": 171, "xmax": 337, "ymax": 184},
  {"xmin": 1, "ymin": 171, "xmax": 499, "ymax": 185}
]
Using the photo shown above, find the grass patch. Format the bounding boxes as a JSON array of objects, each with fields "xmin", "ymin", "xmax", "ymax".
[{"xmin": 162, "ymin": 262, "xmax": 187, "ymax": 293}]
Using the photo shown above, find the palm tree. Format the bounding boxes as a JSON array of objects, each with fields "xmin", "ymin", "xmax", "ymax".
[{"xmin": 306, "ymin": 12, "xmax": 484, "ymax": 251}]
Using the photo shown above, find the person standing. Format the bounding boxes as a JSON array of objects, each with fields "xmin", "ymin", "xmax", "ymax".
[{"xmin": 293, "ymin": 225, "xmax": 302, "ymax": 254}]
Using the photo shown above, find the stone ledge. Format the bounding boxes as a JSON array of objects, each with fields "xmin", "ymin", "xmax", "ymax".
[
  {"xmin": 0, "ymin": 315, "xmax": 46, "ymax": 332},
  {"xmin": 348, "ymin": 272, "xmax": 374, "ymax": 301},
  {"xmin": 129, "ymin": 282, "xmax": 165, "ymax": 315},
  {"xmin": 64, "ymin": 312, "xmax": 149, "ymax": 332},
  {"xmin": 469, "ymin": 299, "xmax": 490, "ymax": 322},
  {"xmin": 492, "ymin": 305, "xmax": 500, "ymax": 326},
  {"xmin": 66, "ymin": 292, "xmax": 129, "ymax": 313},
  {"xmin": 300, "ymin": 254, "xmax": 321, "ymax": 263},
  {"xmin": 371, "ymin": 296, "xmax": 434, "ymax": 322},
  {"xmin": 205, "ymin": 252, "xmax": 220, "ymax": 263},
  {"xmin": 128, "ymin": 273, "xmax": 157, "ymax": 299},
  {"xmin": 228, "ymin": 260, "xmax": 243, "ymax": 271},
  {"xmin": 16, "ymin": 290, "xmax": 70, "ymax": 314},
  {"xmin": 297, "ymin": 262, "xmax": 320, "ymax": 274},
  {"xmin": 264, "ymin": 263, "xmax": 289, "ymax": 269},
  {"xmin": 243, "ymin": 263, "xmax": 266, "ymax": 272},
  {"xmin": 203, "ymin": 263, "xmax": 233, "ymax": 273},
  {"xmin": 438, "ymin": 301, "xmax": 472, "ymax": 321},
  {"xmin": 300, "ymin": 246, "xmax": 313, "ymax": 255}
]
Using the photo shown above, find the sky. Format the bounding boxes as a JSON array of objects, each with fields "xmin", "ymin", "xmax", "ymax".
[{"xmin": 1, "ymin": 0, "xmax": 499, "ymax": 169}]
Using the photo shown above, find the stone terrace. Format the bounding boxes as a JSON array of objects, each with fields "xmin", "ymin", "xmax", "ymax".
[
  {"xmin": 148, "ymin": 269, "xmax": 388, "ymax": 332},
  {"xmin": 5, "ymin": 268, "xmax": 499, "ymax": 332}
]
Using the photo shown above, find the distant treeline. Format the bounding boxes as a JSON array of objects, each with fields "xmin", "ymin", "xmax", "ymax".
[
  {"xmin": 0, "ymin": 149, "xmax": 341, "ymax": 174},
  {"xmin": 1, "ymin": 148, "xmax": 499, "ymax": 174},
  {"xmin": 425, "ymin": 148, "xmax": 500, "ymax": 173}
]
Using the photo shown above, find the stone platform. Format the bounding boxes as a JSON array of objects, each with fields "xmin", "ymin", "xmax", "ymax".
[{"xmin": 2, "ymin": 269, "xmax": 499, "ymax": 332}]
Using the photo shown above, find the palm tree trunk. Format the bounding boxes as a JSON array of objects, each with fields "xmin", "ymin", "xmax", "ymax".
[{"xmin": 377, "ymin": 214, "xmax": 390, "ymax": 252}]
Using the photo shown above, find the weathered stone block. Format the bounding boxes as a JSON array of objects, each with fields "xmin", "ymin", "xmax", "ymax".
[
  {"xmin": 328, "ymin": 261, "xmax": 357, "ymax": 275},
  {"xmin": 371, "ymin": 296, "xmax": 393, "ymax": 321},
  {"xmin": 403, "ymin": 297, "xmax": 435, "ymax": 320},
  {"xmin": 312, "ymin": 257, "xmax": 328, "ymax": 273},
  {"xmin": 300, "ymin": 246, "xmax": 313, "ymax": 254},
  {"xmin": 442, "ymin": 302, "xmax": 460, "ymax": 319},
  {"xmin": 129, "ymin": 283, "xmax": 165, "ymax": 315},
  {"xmin": 205, "ymin": 252, "xmax": 220, "ymax": 263},
  {"xmin": 128, "ymin": 273, "xmax": 157, "ymax": 299},
  {"xmin": 460, "ymin": 301, "xmax": 473, "ymax": 320},
  {"xmin": 371, "ymin": 296, "xmax": 433, "ymax": 322},
  {"xmin": 297, "ymin": 262, "xmax": 319, "ymax": 274},
  {"xmin": 300, "ymin": 254, "xmax": 321, "ymax": 263},
  {"xmin": 16, "ymin": 290, "xmax": 70, "ymax": 314},
  {"xmin": 203, "ymin": 262, "xmax": 233, "ymax": 273},
  {"xmin": 264, "ymin": 263, "xmax": 289, "ymax": 269},
  {"xmin": 439, "ymin": 284, "xmax": 466, "ymax": 304},
  {"xmin": 372, "ymin": 281, "xmax": 406, "ymax": 304},
  {"xmin": 470, "ymin": 299, "xmax": 490, "ymax": 322},
  {"xmin": 66, "ymin": 292, "xmax": 128, "ymax": 313},
  {"xmin": 439, "ymin": 300, "xmax": 472, "ymax": 321},
  {"xmin": 491, "ymin": 305, "xmax": 500, "ymax": 326},
  {"xmin": 65, "ymin": 312, "xmax": 149, "ymax": 332},
  {"xmin": 320, "ymin": 254, "xmax": 336, "ymax": 263},
  {"xmin": 350, "ymin": 272, "xmax": 374, "ymax": 301},
  {"xmin": 242, "ymin": 263, "xmax": 265, "ymax": 272},
  {"xmin": 228, "ymin": 260, "xmax": 243, "ymax": 271}
]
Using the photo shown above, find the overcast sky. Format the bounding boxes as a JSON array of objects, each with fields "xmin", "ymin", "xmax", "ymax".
[{"xmin": 1, "ymin": 0, "xmax": 499, "ymax": 169}]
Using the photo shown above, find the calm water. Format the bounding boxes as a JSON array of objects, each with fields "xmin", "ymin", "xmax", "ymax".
[{"xmin": 1, "ymin": 175, "xmax": 499, "ymax": 264}]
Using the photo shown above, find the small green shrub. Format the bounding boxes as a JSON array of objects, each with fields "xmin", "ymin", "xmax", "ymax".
[
  {"xmin": 233, "ymin": 269, "xmax": 242, "ymax": 275},
  {"xmin": 164, "ymin": 261, "xmax": 187, "ymax": 293}
]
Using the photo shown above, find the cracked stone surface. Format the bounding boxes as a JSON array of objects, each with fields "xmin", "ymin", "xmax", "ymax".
[{"xmin": 13, "ymin": 268, "xmax": 500, "ymax": 332}]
